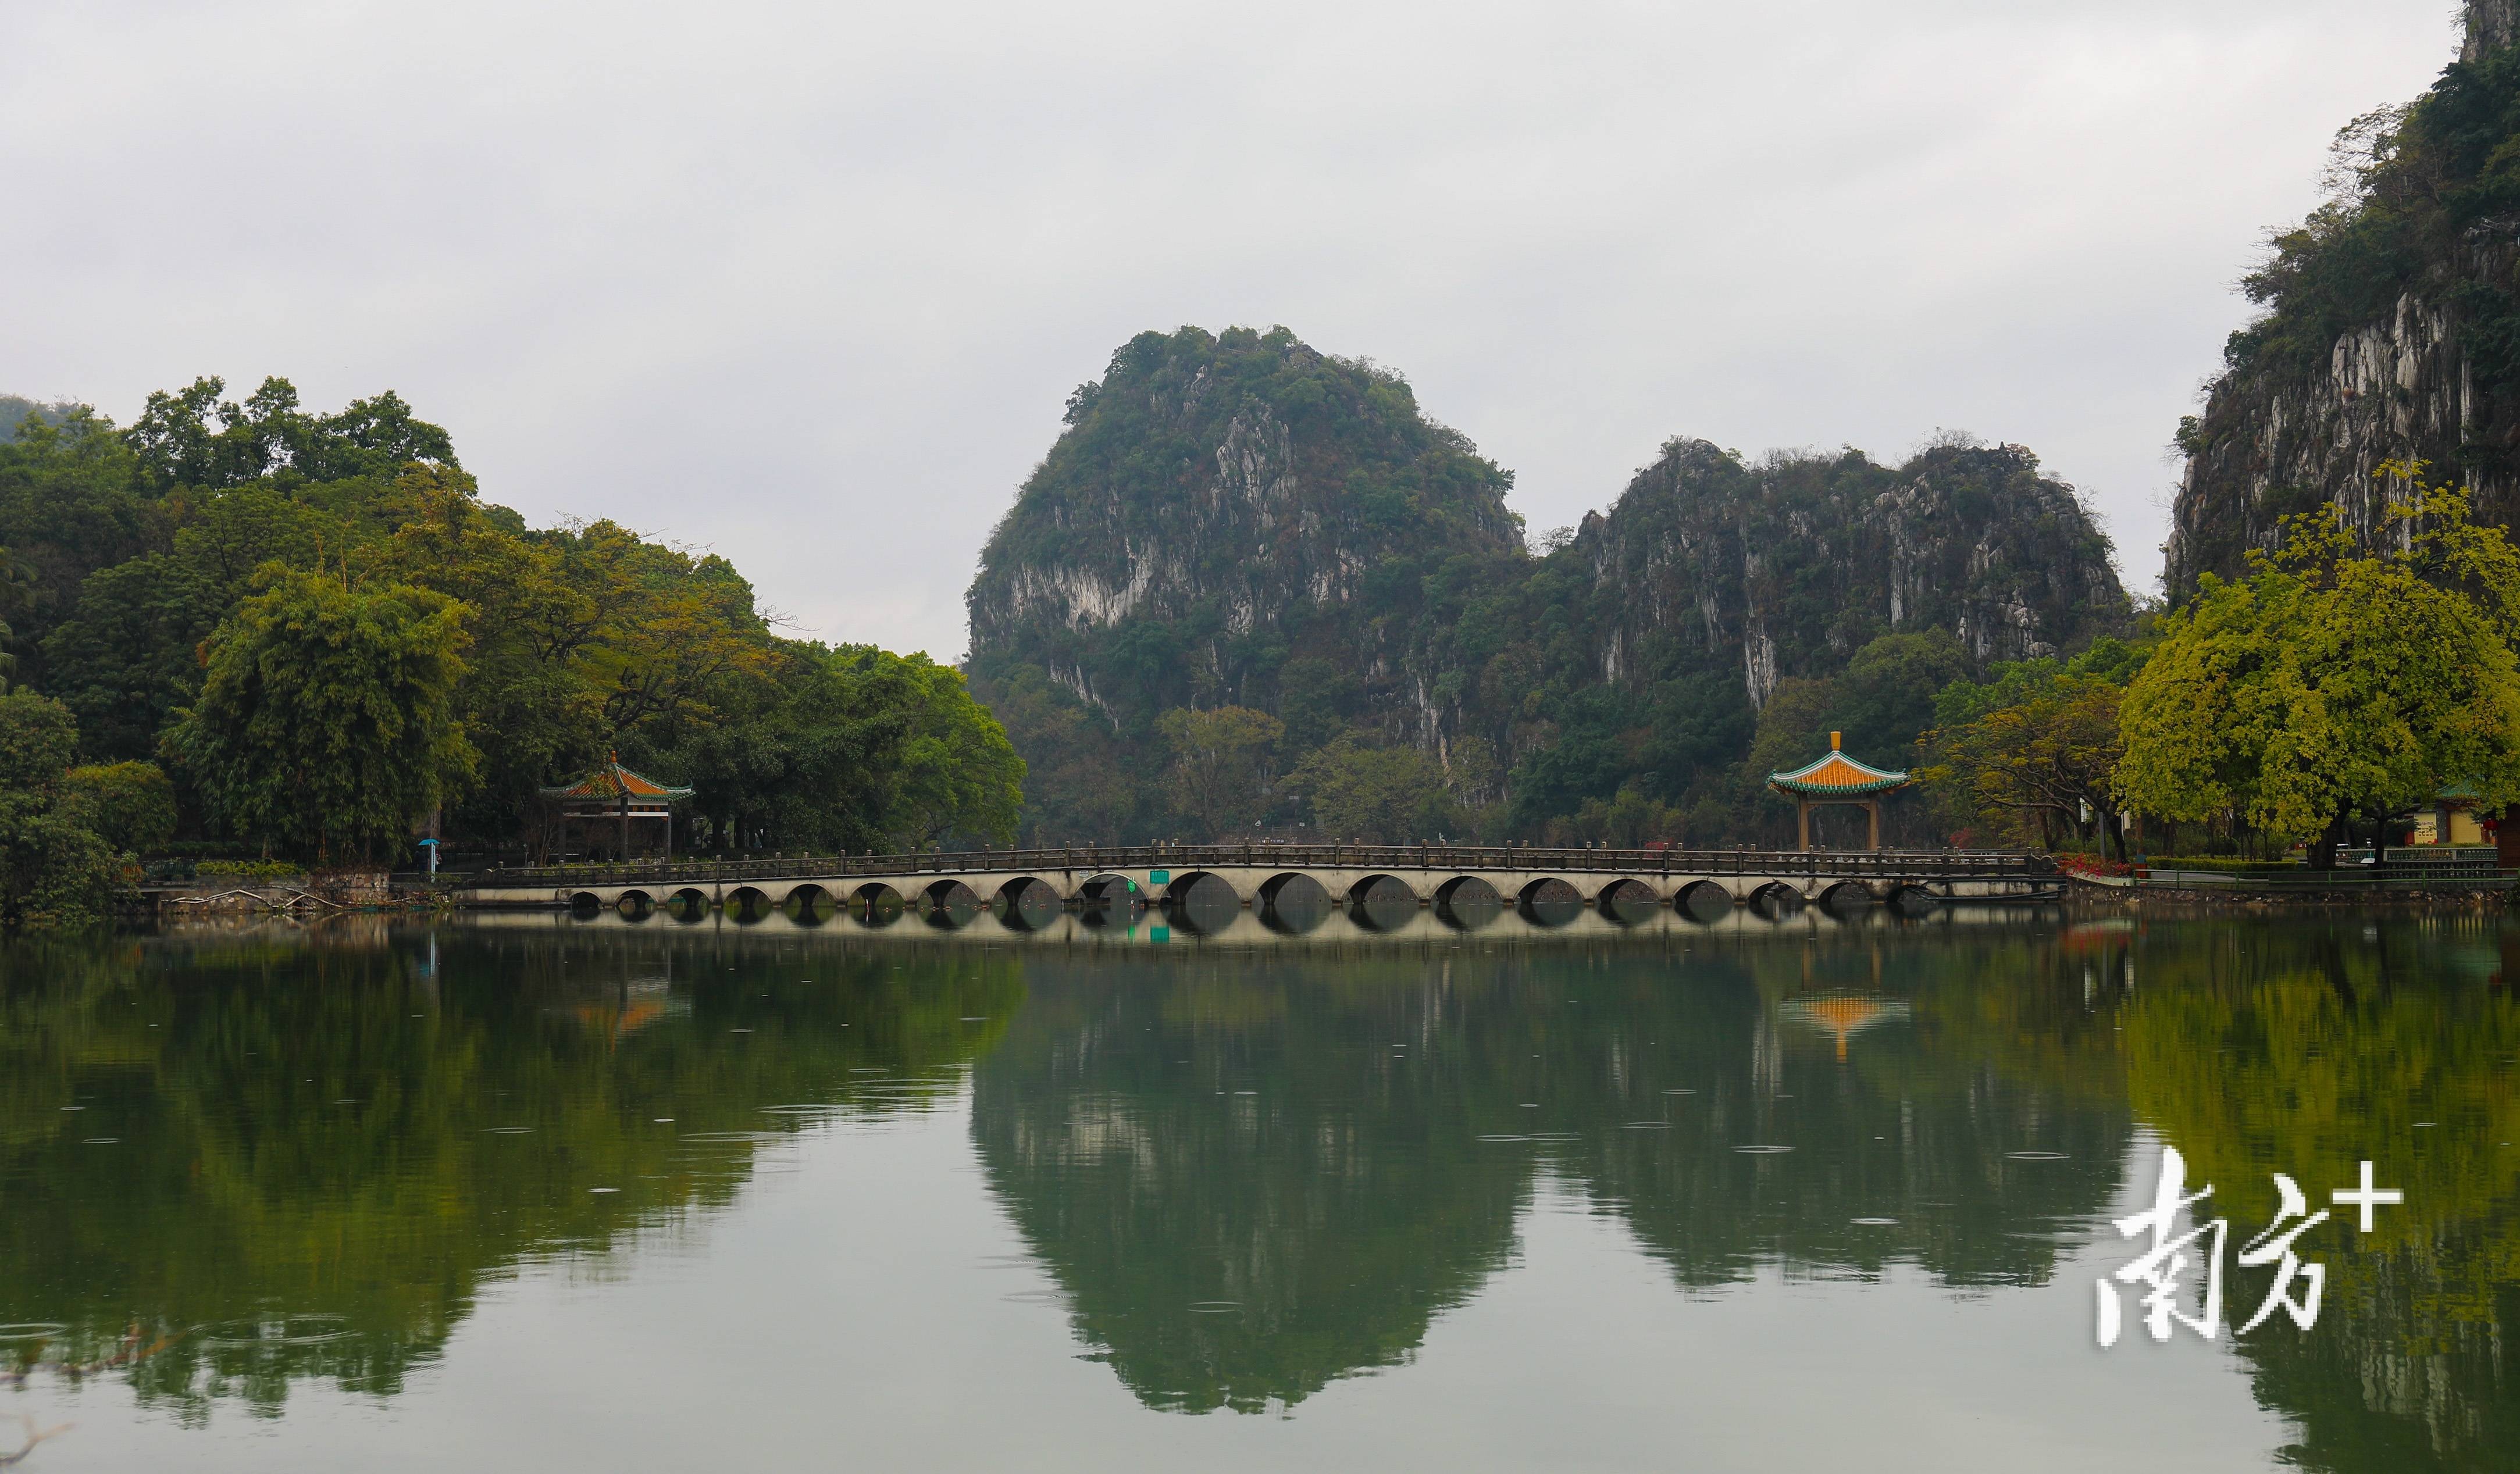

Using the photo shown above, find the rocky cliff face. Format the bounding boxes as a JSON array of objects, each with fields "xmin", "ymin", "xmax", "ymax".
[
  {"xmin": 969, "ymin": 326, "xmax": 2129, "ymax": 841},
  {"xmin": 966, "ymin": 325, "xmax": 1521, "ymax": 727},
  {"xmin": 2168, "ymin": 2, "xmax": 2520, "ymax": 594},
  {"xmin": 1580, "ymin": 437, "xmax": 2126, "ymax": 710}
]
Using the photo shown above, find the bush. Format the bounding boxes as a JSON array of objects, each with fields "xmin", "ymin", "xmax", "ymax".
[
  {"xmin": 195, "ymin": 858, "xmax": 305, "ymax": 880},
  {"xmin": 63, "ymin": 761, "xmax": 177, "ymax": 854}
]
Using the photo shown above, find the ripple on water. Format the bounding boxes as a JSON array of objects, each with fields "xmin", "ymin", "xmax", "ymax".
[
  {"xmin": 1001, "ymin": 1290, "xmax": 1063, "ymax": 1305},
  {"xmin": 199, "ymin": 1315, "xmax": 352, "ymax": 1348},
  {"xmin": 2007, "ymin": 1151, "xmax": 2070, "ymax": 1161},
  {"xmin": 81, "ymin": 1137, "xmax": 120, "ymax": 1145},
  {"xmin": 1735, "ymin": 1145, "xmax": 1794, "ymax": 1154},
  {"xmin": 1476, "ymin": 1134, "xmax": 1532, "ymax": 1143},
  {"xmin": 1187, "ymin": 1302, "xmax": 1242, "ymax": 1314},
  {"xmin": 1851, "ymin": 1217, "xmax": 1901, "ymax": 1226},
  {"xmin": 1621, "ymin": 1122, "xmax": 1675, "ymax": 1130},
  {"xmin": 0, "ymin": 1324, "xmax": 67, "ymax": 1343}
]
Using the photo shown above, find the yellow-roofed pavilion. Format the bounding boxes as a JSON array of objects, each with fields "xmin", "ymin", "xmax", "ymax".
[{"xmin": 1766, "ymin": 731, "xmax": 1911, "ymax": 851}]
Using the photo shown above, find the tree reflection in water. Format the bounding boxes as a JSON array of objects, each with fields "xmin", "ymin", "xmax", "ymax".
[
  {"xmin": 0, "ymin": 922, "xmax": 1019, "ymax": 1418},
  {"xmin": 969, "ymin": 914, "xmax": 2520, "ymax": 1472},
  {"xmin": 3, "ymin": 911, "xmax": 2516, "ymax": 1473}
]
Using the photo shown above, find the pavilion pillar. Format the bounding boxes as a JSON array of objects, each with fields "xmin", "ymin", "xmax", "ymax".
[
  {"xmin": 1866, "ymin": 800, "xmax": 1880, "ymax": 850},
  {"xmin": 1797, "ymin": 798, "xmax": 1811, "ymax": 852}
]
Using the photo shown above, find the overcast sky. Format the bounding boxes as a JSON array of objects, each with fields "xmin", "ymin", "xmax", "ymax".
[{"xmin": 1, "ymin": 1, "xmax": 2467, "ymax": 658}]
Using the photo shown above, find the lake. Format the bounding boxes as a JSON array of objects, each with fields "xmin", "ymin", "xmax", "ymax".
[{"xmin": 2, "ymin": 903, "xmax": 2513, "ymax": 1472}]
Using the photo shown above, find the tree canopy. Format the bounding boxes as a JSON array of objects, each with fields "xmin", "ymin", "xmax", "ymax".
[
  {"xmin": 0, "ymin": 377, "xmax": 1024, "ymax": 870},
  {"xmin": 2118, "ymin": 466, "xmax": 2520, "ymax": 860}
]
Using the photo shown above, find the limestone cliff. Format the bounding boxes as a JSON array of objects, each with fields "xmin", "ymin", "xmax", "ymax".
[
  {"xmin": 968, "ymin": 326, "xmax": 2128, "ymax": 842},
  {"xmin": 2168, "ymin": 2, "xmax": 2520, "ymax": 593},
  {"xmin": 966, "ymin": 325, "xmax": 1521, "ymax": 729},
  {"xmin": 1577, "ymin": 438, "xmax": 2125, "ymax": 712}
]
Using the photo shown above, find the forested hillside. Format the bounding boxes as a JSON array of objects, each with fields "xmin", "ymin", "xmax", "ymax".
[
  {"xmin": 2169, "ymin": 1, "xmax": 2520, "ymax": 593},
  {"xmin": 970, "ymin": 327, "xmax": 2130, "ymax": 847},
  {"xmin": 0, "ymin": 380, "xmax": 1020, "ymax": 875}
]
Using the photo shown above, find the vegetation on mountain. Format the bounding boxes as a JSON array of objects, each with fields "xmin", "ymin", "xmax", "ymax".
[
  {"xmin": 970, "ymin": 328, "xmax": 2132, "ymax": 846},
  {"xmin": 2169, "ymin": 2, "xmax": 2520, "ymax": 593}
]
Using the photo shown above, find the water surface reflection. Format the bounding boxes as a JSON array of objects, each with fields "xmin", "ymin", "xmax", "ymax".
[{"xmin": 0, "ymin": 911, "xmax": 2512, "ymax": 1473}]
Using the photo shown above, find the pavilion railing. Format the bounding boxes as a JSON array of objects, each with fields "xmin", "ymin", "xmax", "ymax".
[{"xmin": 443, "ymin": 843, "xmax": 2061, "ymax": 891}]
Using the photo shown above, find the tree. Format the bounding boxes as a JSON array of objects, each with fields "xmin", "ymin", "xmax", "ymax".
[
  {"xmin": 1290, "ymin": 733, "xmax": 1446, "ymax": 841},
  {"xmin": 2118, "ymin": 467, "xmax": 2520, "ymax": 864},
  {"xmin": 166, "ymin": 570, "xmax": 477, "ymax": 864},
  {"xmin": 62, "ymin": 761, "xmax": 178, "ymax": 854},
  {"xmin": 1157, "ymin": 706, "xmax": 1284, "ymax": 837},
  {"xmin": 862, "ymin": 649, "xmax": 1025, "ymax": 848},
  {"xmin": 1921, "ymin": 674, "xmax": 2127, "ymax": 856},
  {"xmin": 0, "ymin": 691, "xmax": 124, "ymax": 930}
]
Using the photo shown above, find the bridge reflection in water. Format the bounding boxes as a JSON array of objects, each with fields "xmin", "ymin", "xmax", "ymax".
[{"xmin": 451, "ymin": 842, "xmax": 2061, "ymax": 931}]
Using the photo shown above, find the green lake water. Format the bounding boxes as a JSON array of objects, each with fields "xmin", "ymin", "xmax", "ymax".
[{"xmin": 2, "ymin": 904, "xmax": 2515, "ymax": 1471}]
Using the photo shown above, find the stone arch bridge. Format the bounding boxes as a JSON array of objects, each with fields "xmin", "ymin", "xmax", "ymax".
[{"xmin": 447, "ymin": 843, "xmax": 2061, "ymax": 919}]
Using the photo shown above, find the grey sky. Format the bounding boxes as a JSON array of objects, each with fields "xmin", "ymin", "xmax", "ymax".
[{"xmin": 2, "ymin": 1, "xmax": 2462, "ymax": 658}]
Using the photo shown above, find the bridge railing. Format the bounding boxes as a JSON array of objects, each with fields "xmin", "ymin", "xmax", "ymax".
[{"xmin": 452, "ymin": 843, "xmax": 2057, "ymax": 890}]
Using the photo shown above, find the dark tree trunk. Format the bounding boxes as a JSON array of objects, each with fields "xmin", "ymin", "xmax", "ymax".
[{"xmin": 2308, "ymin": 810, "xmax": 2348, "ymax": 870}]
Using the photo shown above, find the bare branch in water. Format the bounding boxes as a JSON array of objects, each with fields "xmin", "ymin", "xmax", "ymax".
[{"xmin": 0, "ymin": 1415, "xmax": 72, "ymax": 1468}]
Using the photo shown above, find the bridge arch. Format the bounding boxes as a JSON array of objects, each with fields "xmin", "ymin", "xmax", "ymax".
[
  {"xmin": 993, "ymin": 875, "xmax": 1057, "ymax": 907},
  {"xmin": 1160, "ymin": 870, "xmax": 1239, "ymax": 906},
  {"xmin": 783, "ymin": 883, "xmax": 833, "ymax": 922},
  {"xmin": 568, "ymin": 890, "xmax": 603, "ymax": 916},
  {"xmin": 615, "ymin": 889, "xmax": 654, "ymax": 920},
  {"xmin": 1434, "ymin": 875, "xmax": 1503, "ymax": 930},
  {"xmin": 1348, "ymin": 873, "xmax": 1420, "ymax": 931},
  {"xmin": 1671, "ymin": 879, "xmax": 1733, "ymax": 919},
  {"xmin": 726, "ymin": 885, "xmax": 772, "ymax": 921},
  {"xmin": 1077, "ymin": 873, "xmax": 1142, "ymax": 905},
  {"xmin": 668, "ymin": 887, "xmax": 711, "ymax": 922},
  {"xmin": 1594, "ymin": 877, "xmax": 1660, "ymax": 923},
  {"xmin": 1345, "ymin": 873, "xmax": 1423, "ymax": 905},
  {"xmin": 1748, "ymin": 880, "xmax": 1805, "ymax": 915},
  {"xmin": 1815, "ymin": 879, "xmax": 1877, "ymax": 912},
  {"xmin": 847, "ymin": 881, "xmax": 905, "ymax": 928},
  {"xmin": 920, "ymin": 879, "xmax": 983, "ymax": 925},
  {"xmin": 1255, "ymin": 873, "xmax": 1331, "ymax": 933}
]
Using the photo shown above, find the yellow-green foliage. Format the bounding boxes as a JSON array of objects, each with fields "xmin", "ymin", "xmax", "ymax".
[{"xmin": 2119, "ymin": 464, "xmax": 2520, "ymax": 845}]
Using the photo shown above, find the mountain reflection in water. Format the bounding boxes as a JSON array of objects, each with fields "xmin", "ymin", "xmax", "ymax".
[{"xmin": 0, "ymin": 909, "xmax": 2514, "ymax": 1472}]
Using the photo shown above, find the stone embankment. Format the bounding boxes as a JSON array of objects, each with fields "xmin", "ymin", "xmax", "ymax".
[{"xmin": 145, "ymin": 870, "xmax": 438, "ymax": 916}]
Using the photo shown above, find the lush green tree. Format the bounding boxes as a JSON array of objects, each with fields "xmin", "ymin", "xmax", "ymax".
[
  {"xmin": 0, "ymin": 409, "xmax": 159, "ymax": 670},
  {"xmin": 0, "ymin": 691, "xmax": 124, "ymax": 930},
  {"xmin": 1920, "ymin": 674, "xmax": 2127, "ymax": 855},
  {"xmin": 166, "ymin": 571, "xmax": 477, "ymax": 864},
  {"xmin": 125, "ymin": 375, "xmax": 457, "ymax": 494},
  {"xmin": 62, "ymin": 761, "xmax": 178, "ymax": 855},
  {"xmin": 967, "ymin": 666, "xmax": 1135, "ymax": 844},
  {"xmin": 1156, "ymin": 705, "xmax": 1284, "ymax": 837},
  {"xmin": 1291, "ymin": 732, "xmax": 1450, "ymax": 841},
  {"xmin": 1545, "ymin": 782, "xmax": 1687, "ymax": 847},
  {"xmin": 854, "ymin": 648, "xmax": 1024, "ymax": 848},
  {"xmin": 2119, "ymin": 471, "xmax": 2520, "ymax": 863}
]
